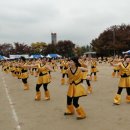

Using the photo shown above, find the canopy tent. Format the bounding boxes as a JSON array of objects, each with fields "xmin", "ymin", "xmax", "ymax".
[
  {"xmin": 0, "ymin": 55, "xmax": 10, "ymax": 60},
  {"xmin": 3, "ymin": 56, "xmax": 10, "ymax": 60},
  {"xmin": 29, "ymin": 54, "xmax": 44, "ymax": 59},
  {"xmin": 46, "ymin": 54, "xmax": 62, "ymax": 58},
  {"xmin": 9, "ymin": 54, "xmax": 29, "ymax": 59},
  {"xmin": 0, "ymin": 55, "xmax": 4, "ymax": 60},
  {"xmin": 122, "ymin": 50, "xmax": 130, "ymax": 54}
]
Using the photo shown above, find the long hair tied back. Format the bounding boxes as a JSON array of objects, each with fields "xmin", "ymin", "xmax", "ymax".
[{"xmin": 70, "ymin": 57, "xmax": 81, "ymax": 67}]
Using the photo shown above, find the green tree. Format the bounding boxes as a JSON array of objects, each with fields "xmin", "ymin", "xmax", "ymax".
[
  {"xmin": 56, "ymin": 40, "xmax": 75, "ymax": 57},
  {"xmin": 0, "ymin": 43, "xmax": 13, "ymax": 56},
  {"xmin": 91, "ymin": 24, "xmax": 130, "ymax": 56},
  {"xmin": 31, "ymin": 42, "xmax": 47, "ymax": 54},
  {"xmin": 44, "ymin": 43, "xmax": 57, "ymax": 55},
  {"xmin": 74, "ymin": 45, "xmax": 92, "ymax": 56},
  {"xmin": 13, "ymin": 42, "xmax": 31, "ymax": 54}
]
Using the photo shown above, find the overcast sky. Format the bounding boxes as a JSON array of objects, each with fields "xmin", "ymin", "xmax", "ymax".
[{"xmin": 0, "ymin": 0, "xmax": 130, "ymax": 45}]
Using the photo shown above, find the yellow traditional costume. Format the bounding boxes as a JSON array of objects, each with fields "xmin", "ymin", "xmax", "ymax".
[
  {"xmin": 15, "ymin": 66, "xmax": 22, "ymax": 79},
  {"xmin": 35, "ymin": 63, "xmax": 51, "ymax": 101},
  {"xmin": 114, "ymin": 62, "xmax": 130, "ymax": 105},
  {"xmin": 90, "ymin": 60, "xmax": 98, "ymax": 81},
  {"xmin": 79, "ymin": 59, "xmax": 92, "ymax": 94},
  {"xmin": 67, "ymin": 67, "xmax": 87, "ymax": 97},
  {"xmin": 118, "ymin": 63, "xmax": 130, "ymax": 87},
  {"xmin": 64, "ymin": 67, "xmax": 87, "ymax": 119},
  {"xmin": 3, "ymin": 63, "xmax": 10, "ymax": 74},
  {"xmin": 20, "ymin": 64, "xmax": 29, "ymax": 90},
  {"xmin": 60, "ymin": 60, "xmax": 69, "ymax": 85},
  {"xmin": 51, "ymin": 60, "xmax": 57, "ymax": 71},
  {"xmin": 112, "ymin": 58, "xmax": 120, "ymax": 77},
  {"xmin": 36, "ymin": 63, "xmax": 50, "ymax": 85}
]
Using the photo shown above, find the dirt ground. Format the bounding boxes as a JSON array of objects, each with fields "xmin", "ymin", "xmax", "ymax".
[{"xmin": 0, "ymin": 64, "xmax": 130, "ymax": 130}]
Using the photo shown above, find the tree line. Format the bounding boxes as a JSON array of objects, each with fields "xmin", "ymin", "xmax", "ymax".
[
  {"xmin": 1, "ymin": 24, "xmax": 129, "ymax": 57},
  {"xmin": 91, "ymin": 24, "xmax": 130, "ymax": 56},
  {"xmin": 0, "ymin": 40, "xmax": 91, "ymax": 57}
]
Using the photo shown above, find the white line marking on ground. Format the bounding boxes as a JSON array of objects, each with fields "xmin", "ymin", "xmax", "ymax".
[{"xmin": 2, "ymin": 76, "xmax": 21, "ymax": 130}]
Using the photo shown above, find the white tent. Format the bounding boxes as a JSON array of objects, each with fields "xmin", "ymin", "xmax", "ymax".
[
  {"xmin": 57, "ymin": 54, "xmax": 62, "ymax": 58},
  {"xmin": 122, "ymin": 50, "xmax": 130, "ymax": 54},
  {"xmin": 10, "ymin": 54, "xmax": 29, "ymax": 59},
  {"xmin": 29, "ymin": 54, "xmax": 44, "ymax": 59},
  {"xmin": 46, "ymin": 54, "xmax": 62, "ymax": 58},
  {"xmin": 3, "ymin": 56, "xmax": 10, "ymax": 60},
  {"xmin": 0, "ymin": 55, "xmax": 10, "ymax": 60},
  {"xmin": 84, "ymin": 52, "xmax": 96, "ymax": 54},
  {"xmin": 46, "ymin": 55, "xmax": 51, "ymax": 58}
]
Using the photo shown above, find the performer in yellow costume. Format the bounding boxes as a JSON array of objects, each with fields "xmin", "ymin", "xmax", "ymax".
[
  {"xmin": 15, "ymin": 65, "xmax": 22, "ymax": 79},
  {"xmin": 59, "ymin": 59, "xmax": 63, "ymax": 71},
  {"xmin": 19, "ymin": 57, "xmax": 29, "ymax": 90},
  {"xmin": 32, "ymin": 58, "xmax": 54, "ymax": 101},
  {"xmin": 51, "ymin": 59, "xmax": 57, "ymax": 71},
  {"xmin": 2, "ymin": 62, "xmax": 10, "ymax": 74},
  {"xmin": 111, "ymin": 56, "xmax": 120, "ymax": 77},
  {"xmin": 33, "ymin": 59, "xmax": 39, "ymax": 77},
  {"xmin": 111, "ymin": 56, "xmax": 130, "ymax": 105},
  {"xmin": 60, "ymin": 59, "xmax": 69, "ymax": 85},
  {"xmin": 79, "ymin": 57, "xmax": 92, "ymax": 94},
  {"xmin": 9, "ymin": 62, "xmax": 16, "ymax": 77},
  {"xmin": 90, "ymin": 58, "xmax": 98, "ymax": 81},
  {"xmin": 64, "ymin": 57, "xmax": 87, "ymax": 120}
]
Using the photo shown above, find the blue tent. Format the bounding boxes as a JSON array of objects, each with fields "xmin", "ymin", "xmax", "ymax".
[
  {"xmin": 0, "ymin": 55, "xmax": 4, "ymax": 60},
  {"xmin": 29, "ymin": 54, "xmax": 44, "ymax": 59},
  {"xmin": 46, "ymin": 54, "xmax": 62, "ymax": 58}
]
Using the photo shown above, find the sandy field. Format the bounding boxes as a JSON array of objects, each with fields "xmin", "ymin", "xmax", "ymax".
[{"xmin": 0, "ymin": 64, "xmax": 130, "ymax": 130}]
